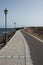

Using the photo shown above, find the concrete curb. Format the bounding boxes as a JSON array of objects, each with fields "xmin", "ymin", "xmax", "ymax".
[
  {"xmin": 21, "ymin": 31, "xmax": 33, "ymax": 65},
  {"xmin": 23, "ymin": 31, "xmax": 43, "ymax": 43}
]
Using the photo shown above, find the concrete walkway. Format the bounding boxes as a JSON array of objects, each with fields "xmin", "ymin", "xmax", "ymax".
[{"xmin": 0, "ymin": 30, "xmax": 33, "ymax": 65}]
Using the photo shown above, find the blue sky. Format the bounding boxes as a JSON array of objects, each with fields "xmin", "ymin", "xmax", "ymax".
[{"xmin": 0, "ymin": 0, "xmax": 43, "ymax": 28}]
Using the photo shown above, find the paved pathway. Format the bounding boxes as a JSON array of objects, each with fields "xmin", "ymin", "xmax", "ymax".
[
  {"xmin": 0, "ymin": 30, "xmax": 33, "ymax": 65},
  {"xmin": 22, "ymin": 31, "xmax": 43, "ymax": 65}
]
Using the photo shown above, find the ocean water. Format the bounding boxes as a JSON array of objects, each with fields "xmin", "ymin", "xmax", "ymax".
[{"xmin": 0, "ymin": 28, "xmax": 15, "ymax": 35}]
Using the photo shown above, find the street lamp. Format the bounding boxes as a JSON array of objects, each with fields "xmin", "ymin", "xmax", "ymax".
[
  {"xmin": 4, "ymin": 8, "xmax": 8, "ymax": 43},
  {"xmin": 14, "ymin": 22, "xmax": 16, "ymax": 28}
]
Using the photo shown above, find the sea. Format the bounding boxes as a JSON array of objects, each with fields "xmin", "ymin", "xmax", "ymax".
[{"xmin": 0, "ymin": 28, "xmax": 16, "ymax": 35}]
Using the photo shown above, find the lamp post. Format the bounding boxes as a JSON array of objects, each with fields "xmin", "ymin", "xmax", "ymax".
[
  {"xmin": 4, "ymin": 8, "xmax": 8, "ymax": 43},
  {"xmin": 14, "ymin": 22, "xmax": 16, "ymax": 28},
  {"xmin": 14, "ymin": 22, "xmax": 16, "ymax": 31}
]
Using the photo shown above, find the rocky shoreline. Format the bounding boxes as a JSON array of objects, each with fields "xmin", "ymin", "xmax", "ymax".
[{"xmin": 0, "ymin": 31, "xmax": 16, "ymax": 49}]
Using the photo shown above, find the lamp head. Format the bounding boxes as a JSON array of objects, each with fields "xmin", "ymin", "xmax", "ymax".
[{"xmin": 4, "ymin": 8, "xmax": 8, "ymax": 14}]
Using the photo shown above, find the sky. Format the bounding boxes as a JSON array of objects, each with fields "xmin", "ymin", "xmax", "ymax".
[{"xmin": 0, "ymin": 0, "xmax": 43, "ymax": 28}]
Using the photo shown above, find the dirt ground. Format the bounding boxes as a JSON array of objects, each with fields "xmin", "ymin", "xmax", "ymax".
[{"xmin": 24, "ymin": 27, "xmax": 43, "ymax": 40}]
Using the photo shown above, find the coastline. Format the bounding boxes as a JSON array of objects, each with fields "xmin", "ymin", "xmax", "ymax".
[{"xmin": 0, "ymin": 31, "xmax": 16, "ymax": 49}]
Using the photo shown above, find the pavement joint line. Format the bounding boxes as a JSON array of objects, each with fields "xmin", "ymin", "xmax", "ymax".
[
  {"xmin": 23, "ymin": 31, "xmax": 43, "ymax": 43},
  {"xmin": 0, "ymin": 55, "xmax": 25, "ymax": 59}
]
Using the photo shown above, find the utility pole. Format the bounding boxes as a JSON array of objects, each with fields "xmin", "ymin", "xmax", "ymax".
[{"xmin": 4, "ymin": 8, "xmax": 8, "ymax": 43}]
